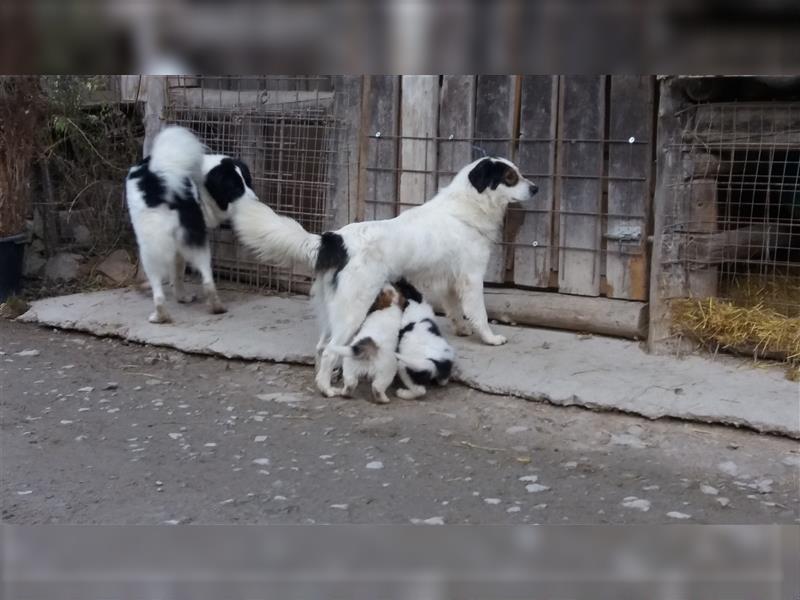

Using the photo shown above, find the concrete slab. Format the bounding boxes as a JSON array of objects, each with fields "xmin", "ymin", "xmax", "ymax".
[{"xmin": 18, "ymin": 288, "xmax": 800, "ymax": 438}]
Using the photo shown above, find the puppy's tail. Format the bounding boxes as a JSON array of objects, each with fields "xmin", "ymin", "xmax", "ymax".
[
  {"xmin": 148, "ymin": 126, "xmax": 205, "ymax": 181},
  {"xmin": 329, "ymin": 337, "xmax": 378, "ymax": 359},
  {"xmin": 228, "ymin": 195, "xmax": 321, "ymax": 269},
  {"xmin": 395, "ymin": 353, "xmax": 434, "ymax": 373}
]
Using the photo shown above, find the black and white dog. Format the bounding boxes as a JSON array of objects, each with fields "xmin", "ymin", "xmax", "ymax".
[
  {"xmin": 227, "ymin": 156, "xmax": 537, "ymax": 396},
  {"xmin": 393, "ymin": 278, "xmax": 455, "ymax": 400},
  {"xmin": 125, "ymin": 126, "xmax": 253, "ymax": 323}
]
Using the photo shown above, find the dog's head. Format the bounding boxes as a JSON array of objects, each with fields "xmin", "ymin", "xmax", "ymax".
[
  {"xmin": 466, "ymin": 157, "xmax": 538, "ymax": 204},
  {"xmin": 368, "ymin": 284, "xmax": 408, "ymax": 314},
  {"xmin": 203, "ymin": 156, "xmax": 256, "ymax": 213}
]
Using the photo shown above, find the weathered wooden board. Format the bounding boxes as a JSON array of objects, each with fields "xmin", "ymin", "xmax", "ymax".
[
  {"xmin": 474, "ymin": 75, "xmax": 517, "ymax": 283},
  {"xmin": 399, "ymin": 76, "xmax": 439, "ymax": 210},
  {"xmin": 513, "ymin": 76, "xmax": 558, "ymax": 288},
  {"xmin": 606, "ymin": 76, "xmax": 653, "ymax": 301},
  {"xmin": 437, "ymin": 76, "xmax": 475, "ymax": 190},
  {"xmin": 330, "ymin": 76, "xmax": 363, "ymax": 229},
  {"xmin": 557, "ymin": 76, "xmax": 605, "ymax": 296},
  {"xmin": 362, "ymin": 76, "xmax": 400, "ymax": 220}
]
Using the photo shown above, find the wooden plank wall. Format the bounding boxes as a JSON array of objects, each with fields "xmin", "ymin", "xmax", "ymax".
[
  {"xmin": 399, "ymin": 76, "xmax": 439, "ymax": 211},
  {"xmin": 361, "ymin": 76, "xmax": 400, "ymax": 220},
  {"xmin": 557, "ymin": 76, "xmax": 606, "ymax": 297},
  {"xmin": 357, "ymin": 75, "xmax": 654, "ymax": 304},
  {"xmin": 437, "ymin": 76, "xmax": 475, "ymax": 190},
  {"xmin": 473, "ymin": 75, "xmax": 518, "ymax": 283},
  {"xmin": 514, "ymin": 76, "xmax": 558, "ymax": 288},
  {"xmin": 606, "ymin": 76, "xmax": 653, "ymax": 301}
]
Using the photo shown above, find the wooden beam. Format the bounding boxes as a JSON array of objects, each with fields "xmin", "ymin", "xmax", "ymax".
[
  {"xmin": 479, "ymin": 288, "xmax": 647, "ymax": 340},
  {"xmin": 399, "ymin": 76, "xmax": 439, "ymax": 209},
  {"xmin": 437, "ymin": 75, "xmax": 475, "ymax": 189}
]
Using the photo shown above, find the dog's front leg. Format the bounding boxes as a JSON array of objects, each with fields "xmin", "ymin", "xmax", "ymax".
[
  {"xmin": 460, "ymin": 275, "xmax": 507, "ymax": 346},
  {"xmin": 442, "ymin": 287, "xmax": 472, "ymax": 337}
]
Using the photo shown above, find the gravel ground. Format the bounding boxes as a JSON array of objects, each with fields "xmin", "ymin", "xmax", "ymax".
[{"xmin": 2, "ymin": 319, "xmax": 798, "ymax": 525}]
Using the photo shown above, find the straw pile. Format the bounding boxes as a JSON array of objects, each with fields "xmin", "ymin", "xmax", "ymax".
[{"xmin": 672, "ymin": 288, "xmax": 800, "ymax": 380}]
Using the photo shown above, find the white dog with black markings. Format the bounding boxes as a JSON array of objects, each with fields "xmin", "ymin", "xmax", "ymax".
[
  {"xmin": 125, "ymin": 126, "xmax": 254, "ymax": 323},
  {"xmin": 226, "ymin": 156, "xmax": 538, "ymax": 396}
]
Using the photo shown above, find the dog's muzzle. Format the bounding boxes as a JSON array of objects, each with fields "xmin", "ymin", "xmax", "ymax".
[{"xmin": 529, "ymin": 183, "xmax": 538, "ymax": 196}]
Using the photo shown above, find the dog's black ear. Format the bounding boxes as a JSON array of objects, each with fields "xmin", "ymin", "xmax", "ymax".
[
  {"xmin": 204, "ymin": 158, "xmax": 245, "ymax": 211},
  {"xmin": 394, "ymin": 278, "xmax": 423, "ymax": 304},
  {"xmin": 232, "ymin": 158, "xmax": 253, "ymax": 189},
  {"xmin": 468, "ymin": 158, "xmax": 494, "ymax": 193}
]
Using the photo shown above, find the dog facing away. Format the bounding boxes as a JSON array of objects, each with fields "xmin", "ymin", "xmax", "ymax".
[
  {"xmin": 226, "ymin": 156, "xmax": 538, "ymax": 396},
  {"xmin": 393, "ymin": 278, "xmax": 455, "ymax": 400},
  {"xmin": 327, "ymin": 284, "xmax": 406, "ymax": 404},
  {"xmin": 126, "ymin": 126, "xmax": 254, "ymax": 323}
]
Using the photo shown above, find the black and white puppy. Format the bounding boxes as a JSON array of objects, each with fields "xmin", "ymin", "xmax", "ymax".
[
  {"xmin": 125, "ymin": 126, "xmax": 253, "ymax": 323},
  {"xmin": 328, "ymin": 284, "xmax": 406, "ymax": 404},
  {"xmin": 393, "ymin": 278, "xmax": 455, "ymax": 400}
]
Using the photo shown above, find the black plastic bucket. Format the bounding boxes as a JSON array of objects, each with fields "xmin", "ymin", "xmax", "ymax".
[{"xmin": 0, "ymin": 233, "xmax": 27, "ymax": 302}]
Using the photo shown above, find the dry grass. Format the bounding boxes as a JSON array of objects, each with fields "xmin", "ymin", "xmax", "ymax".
[{"xmin": 672, "ymin": 297, "xmax": 800, "ymax": 358}]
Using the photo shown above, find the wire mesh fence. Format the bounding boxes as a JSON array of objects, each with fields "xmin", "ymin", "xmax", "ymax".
[
  {"xmin": 663, "ymin": 102, "xmax": 800, "ymax": 318},
  {"xmin": 163, "ymin": 76, "xmax": 343, "ymax": 294}
]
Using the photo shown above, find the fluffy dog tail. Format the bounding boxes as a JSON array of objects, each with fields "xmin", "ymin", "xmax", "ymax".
[
  {"xmin": 329, "ymin": 337, "xmax": 378, "ymax": 359},
  {"xmin": 148, "ymin": 126, "xmax": 205, "ymax": 181},
  {"xmin": 228, "ymin": 195, "xmax": 321, "ymax": 269}
]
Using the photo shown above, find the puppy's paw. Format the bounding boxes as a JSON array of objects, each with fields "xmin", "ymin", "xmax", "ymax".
[
  {"xmin": 148, "ymin": 309, "xmax": 172, "ymax": 324},
  {"xmin": 209, "ymin": 302, "xmax": 227, "ymax": 315},
  {"xmin": 454, "ymin": 322, "xmax": 473, "ymax": 337},
  {"xmin": 397, "ymin": 387, "xmax": 426, "ymax": 400},
  {"xmin": 176, "ymin": 293, "xmax": 197, "ymax": 304},
  {"xmin": 483, "ymin": 333, "xmax": 507, "ymax": 346}
]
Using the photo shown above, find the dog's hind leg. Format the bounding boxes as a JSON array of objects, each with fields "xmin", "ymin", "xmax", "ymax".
[
  {"xmin": 171, "ymin": 254, "xmax": 195, "ymax": 304},
  {"xmin": 396, "ymin": 367, "xmax": 426, "ymax": 400},
  {"xmin": 442, "ymin": 286, "xmax": 472, "ymax": 337},
  {"xmin": 186, "ymin": 245, "xmax": 226, "ymax": 315},
  {"xmin": 460, "ymin": 274, "xmax": 507, "ymax": 345},
  {"xmin": 139, "ymin": 252, "xmax": 172, "ymax": 324}
]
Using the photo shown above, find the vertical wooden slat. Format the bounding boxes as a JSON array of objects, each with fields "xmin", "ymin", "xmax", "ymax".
[
  {"xmin": 557, "ymin": 76, "xmax": 606, "ymax": 296},
  {"xmin": 330, "ymin": 76, "xmax": 363, "ymax": 229},
  {"xmin": 474, "ymin": 75, "xmax": 516, "ymax": 283},
  {"xmin": 363, "ymin": 76, "xmax": 400, "ymax": 220},
  {"xmin": 513, "ymin": 76, "xmax": 558, "ymax": 288},
  {"xmin": 399, "ymin": 76, "xmax": 439, "ymax": 209},
  {"xmin": 437, "ymin": 75, "xmax": 475, "ymax": 190},
  {"xmin": 606, "ymin": 76, "xmax": 653, "ymax": 300}
]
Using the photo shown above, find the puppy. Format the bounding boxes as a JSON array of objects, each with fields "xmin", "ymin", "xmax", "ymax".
[
  {"xmin": 328, "ymin": 284, "xmax": 406, "ymax": 404},
  {"xmin": 394, "ymin": 278, "xmax": 455, "ymax": 400},
  {"xmin": 126, "ymin": 127, "xmax": 227, "ymax": 323}
]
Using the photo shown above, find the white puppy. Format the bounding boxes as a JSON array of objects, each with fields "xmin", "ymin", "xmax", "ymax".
[
  {"xmin": 393, "ymin": 279, "xmax": 455, "ymax": 400},
  {"xmin": 226, "ymin": 156, "xmax": 537, "ymax": 396},
  {"xmin": 327, "ymin": 284, "xmax": 406, "ymax": 404}
]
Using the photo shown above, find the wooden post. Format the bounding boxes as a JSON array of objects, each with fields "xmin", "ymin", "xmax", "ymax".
[
  {"xmin": 684, "ymin": 153, "xmax": 721, "ymax": 299},
  {"xmin": 399, "ymin": 76, "xmax": 439, "ymax": 210},
  {"xmin": 648, "ymin": 78, "xmax": 689, "ymax": 353},
  {"xmin": 142, "ymin": 76, "xmax": 167, "ymax": 157},
  {"xmin": 330, "ymin": 76, "xmax": 363, "ymax": 229}
]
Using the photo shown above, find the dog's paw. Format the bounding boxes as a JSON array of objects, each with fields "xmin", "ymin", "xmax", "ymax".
[
  {"xmin": 176, "ymin": 293, "xmax": 197, "ymax": 304},
  {"xmin": 483, "ymin": 333, "xmax": 507, "ymax": 346},
  {"xmin": 397, "ymin": 387, "xmax": 426, "ymax": 400},
  {"xmin": 209, "ymin": 303, "xmax": 227, "ymax": 315},
  {"xmin": 370, "ymin": 389, "xmax": 391, "ymax": 404},
  {"xmin": 148, "ymin": 310, "xmax": 172, "ymax": 324},
  {"xmin": 322, "ymin": 386, "xmax": 342, "ymax": 398},
  {"xmin": 454, "ymin": 322, "xmax": 473, "ymax": 337}
]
